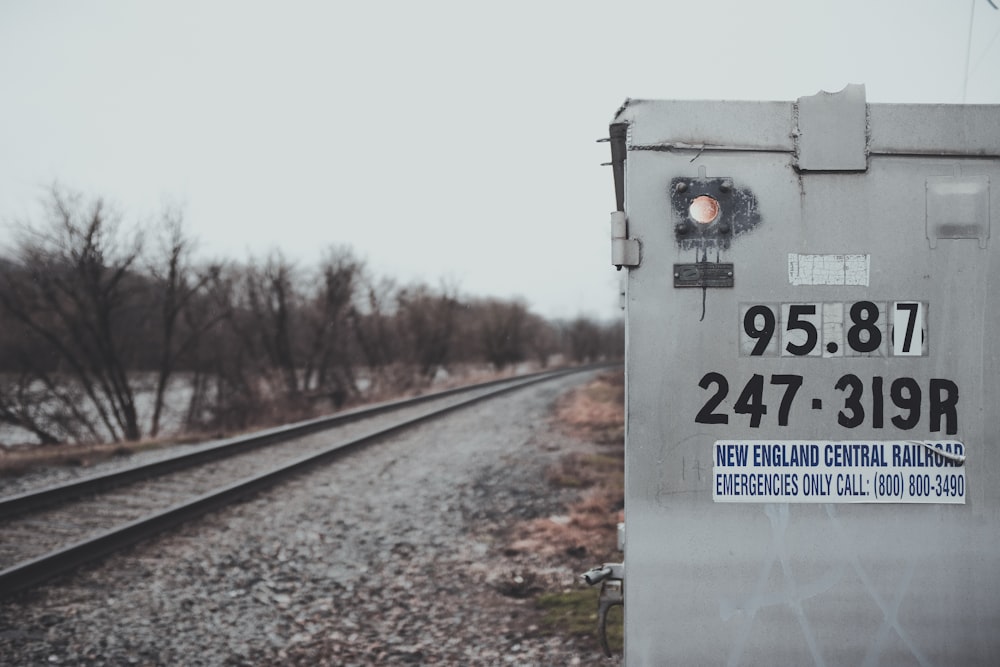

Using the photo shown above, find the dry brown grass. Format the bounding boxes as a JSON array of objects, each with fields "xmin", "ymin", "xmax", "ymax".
[
  {"xmin": 507, "ymin": 487, "xmax": 623, "ymax": 561},
  {"xmin": 516, "ymin": 369, "xmax": 626, "ymax": 651},
  {"xmin": 507, "ymin": 369, "xmax": 625, "ymax": 563},
  {"xmin": 0, "ymin": 434, "xmax": 212, "ymax": 477},
  {"xmin": 553, "ymin": 370, "xmax": 624, "ymax": 446}
]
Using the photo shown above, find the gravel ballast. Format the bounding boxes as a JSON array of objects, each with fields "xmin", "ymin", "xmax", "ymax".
[{"xmin": 0, "ymin": 370, "xmax": 622, "ymax": 665}]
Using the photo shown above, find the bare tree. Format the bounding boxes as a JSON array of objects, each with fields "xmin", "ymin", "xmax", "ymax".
[
  {"xmin": 476, "ymin": 298, "xmax": 530, "ymax": 371},
  {"xmin": 563, "ymin": 316, "xmax": 624, "ymax": 362},
  {"xmin": 241, "ymin": 251, "xmax": 302, "ymax": 398},
  {"xmin": 601, "ymin": 318, "xmax": 625, "ymax": 360},
  {"xmin": 308, "ymin": 249, "xmax": 364, "ymax": 402},
  {"xmin": 0, "ymin": 373, "xmax": 77, "ymax": 445},
  {"xmin": 525, "ymin": 313, "xmax": 560, "ymax": 367},
  {"xmin": 0, "ymin": 187, "xmax": 619, "ymax": 449},
  {"xmin": 349, "ymin": 274, "xmax": 407, "ymax": 396},
  {"xmin": 178, "ymin": 263, "xmax": 238, "ymax": 432},
  {"xmin": 146, "ymin": 211, "xmax": 225, "ymax": 437},
  {"xmin": 566, "ymin": 317, "xmax": 603, "ymax": 363},
  {"xmin": 190, "ymin": 261, "xmax": 284, "ymax": 430},
  {"xmin": 397, "ymin": 281, "xmax": 461, "ymax": 383},
  {"xmin": 0, "ymin": 188, "xmax": 145, "ymax": 442}
]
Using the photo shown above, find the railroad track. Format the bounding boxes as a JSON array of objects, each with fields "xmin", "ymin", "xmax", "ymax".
[{"xmin": 0, "ymin": 365, "xmax": 608, "ymax": 599}]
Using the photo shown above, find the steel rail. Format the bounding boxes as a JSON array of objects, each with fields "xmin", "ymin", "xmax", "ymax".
[
  {"xmin": 0, "ymin": 366, "xmax": 594, "ymax": 519},
  {"xmin": 0, "ymin": 363, "xmax": 613, "ymax": 598}
]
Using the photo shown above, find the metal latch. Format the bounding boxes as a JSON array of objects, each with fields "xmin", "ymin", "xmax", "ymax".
[{"xmin": 581, "ymin": 561, "xmax": 624, "ymax": 657}]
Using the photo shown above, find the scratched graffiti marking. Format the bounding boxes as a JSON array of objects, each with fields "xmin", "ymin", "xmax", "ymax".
[{"xmin": 719, "ymin": 504, "xmax": 933, "ymax": 667}]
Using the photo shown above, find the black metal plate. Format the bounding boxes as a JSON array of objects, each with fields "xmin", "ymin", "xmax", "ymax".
[{"xmin": 673, "ymin": 262, "xmax": 734, "ymax": 288}]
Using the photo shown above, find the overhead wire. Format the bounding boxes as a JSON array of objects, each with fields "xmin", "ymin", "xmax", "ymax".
[
  {"xmin": 963, "ymin": 0, "xmax": 999, "ymax": 101},
  {"xmin": 969, "ymin": 5, "xmax": 1000, "ymax": 76},
  {"xmin": 963, "ymin": 0, "xmax": 977, "ymax": 102}
]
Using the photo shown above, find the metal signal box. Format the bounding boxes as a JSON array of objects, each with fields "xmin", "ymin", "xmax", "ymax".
[{"xmin": 612, "ymin": 86, "xmax": 1000, "ymax": 664}]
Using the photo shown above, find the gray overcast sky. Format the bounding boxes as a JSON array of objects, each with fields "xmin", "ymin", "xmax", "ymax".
[{"xmin": 2, "ymin": 0, "xmax": 998, "ymax": 320}]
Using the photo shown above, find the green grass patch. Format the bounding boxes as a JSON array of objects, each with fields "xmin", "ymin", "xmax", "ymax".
[{"xmin": 536, "ymin": 589, "xmax": 623, "ymax": 652}]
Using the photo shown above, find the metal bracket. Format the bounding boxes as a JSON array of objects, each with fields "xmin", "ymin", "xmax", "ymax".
[
  {"xmin": 795, "ymin": 84, "xmax": 868, "ymax": 172},
  {"xmin": 608, "ymin": 122, "xmax": 628, "ymax": 213}
]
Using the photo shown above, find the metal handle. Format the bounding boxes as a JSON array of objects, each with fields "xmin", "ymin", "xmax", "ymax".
[
  {"xmin": 581, "ymin": 562, "xmax": 624, "ymax": 657},
  {"xmin": 597, "ymin": 579, "xmax": 624, "ymax": 657}
]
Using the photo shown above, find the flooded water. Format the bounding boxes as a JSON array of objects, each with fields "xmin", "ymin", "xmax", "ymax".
[{"xmin": 0, "ymin": 373, "xmax": 193, "ymax": 448}]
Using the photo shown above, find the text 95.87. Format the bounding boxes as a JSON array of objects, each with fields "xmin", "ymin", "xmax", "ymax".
[{"xmin": 739, "ymin": 301, "xmax": 927, "ymax": 358}]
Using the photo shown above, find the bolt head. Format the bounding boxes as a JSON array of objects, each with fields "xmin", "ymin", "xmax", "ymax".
[{"xmin": 674, "ymin": 181, "xmax": 688, "ymax": 193}]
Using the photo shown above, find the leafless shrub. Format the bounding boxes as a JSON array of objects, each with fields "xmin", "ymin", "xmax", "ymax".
[
  {"xmin": 0, "ymin": 187, "xmax": 624, "ymax": 447},
  {"xmin": 0, "ymin": 188, "xmax": 145, "ymax": 442}
]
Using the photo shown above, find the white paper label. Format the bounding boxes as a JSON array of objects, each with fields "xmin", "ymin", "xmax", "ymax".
[
  {"xmin": 788, "ymin": 254, "xmax": 870, "ymax": 286},
  {"xmin": 713, "ymin": 440, "xmax": 965, "ymax": 504}
]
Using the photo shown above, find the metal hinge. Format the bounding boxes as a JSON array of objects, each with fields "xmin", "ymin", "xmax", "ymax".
[{"xmin": 612, "ymin": 211, "xmax": 640, "ymax": 269}]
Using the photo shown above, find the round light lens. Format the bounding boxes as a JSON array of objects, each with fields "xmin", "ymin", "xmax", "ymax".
[{"xmin": 689, "ymin": 196, "xmax": 720, "ymax": 224}]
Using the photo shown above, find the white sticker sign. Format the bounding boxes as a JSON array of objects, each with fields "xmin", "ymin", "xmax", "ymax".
[{"xmin": 713, "ymin": 440, "xmax": 965, "ymax": 504}]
